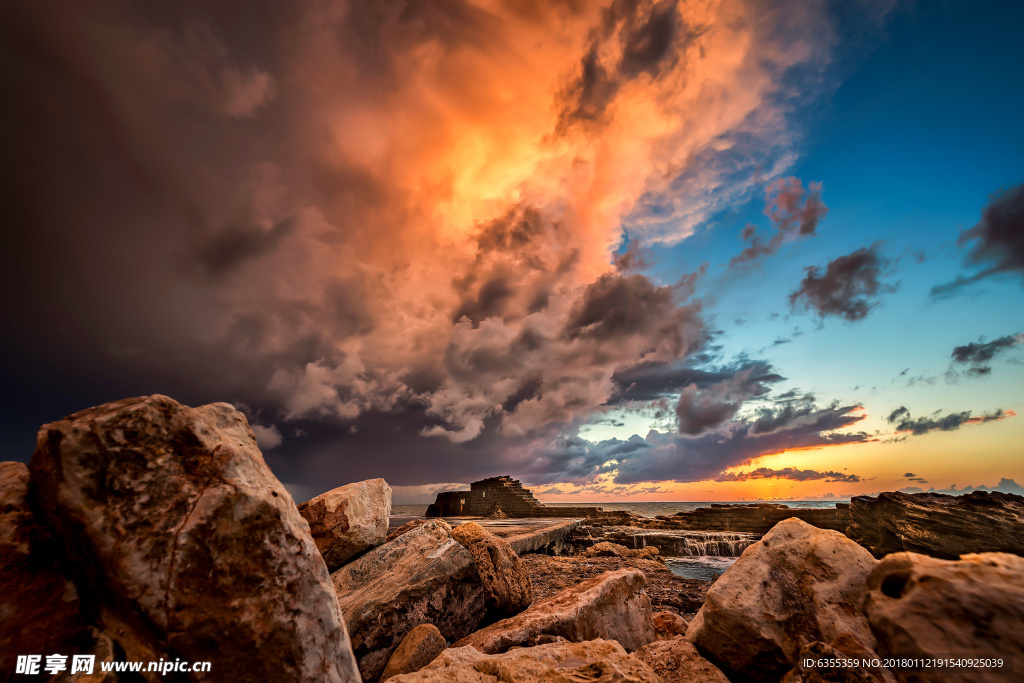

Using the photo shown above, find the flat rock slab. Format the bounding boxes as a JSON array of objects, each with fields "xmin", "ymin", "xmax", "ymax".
[{"xmin": 387, "ymin": 517, "xmax": 584, "ymax": 555}]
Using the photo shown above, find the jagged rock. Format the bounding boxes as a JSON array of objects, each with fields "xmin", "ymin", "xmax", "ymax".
[
  {"xmin": 332, "ymin": 519, "xmax": 486, "ymax": 681},
  {"xmin": 298, "ymin": 478, "xmax": 392, "ymax": 571},
  {"xmin": 583, "ymin": 541, "xmax": 660, "ymax": 559},
  {"xmin": 0, "ymin": 461, "xmax": 92, "ymax": 665},
  {"xmin": 385, "ymin": 518, "xmax": 431, "ymax": 543},
  {"xmin": 453, "ymin": 568, "xmax": 655, "ymax": 654},
  {"xmin": 635, "ymin": 636, "xmax": 730, "ymax": 682},
  {"xmin": 863, "ymin": 551, "xmax": 1024, "ymax": 682},
  {"xmin": 687, "ymin": 518, "xmax": 879, "ymax": 683},
  {"xmin": 846, "ymin": 491, "xmax": 1024, "ymax": 560},
  {"xmin": 380, "ymin": 624, "xmax": 447, "ymax": 682},
  {"xmin": 450, "ymin": 522, "xmax": 532, "ymax": 617},
  {"xmin": 388, "ymin": 639, "xmax": 661, "ymax": 682},
  {"xmin": 652, "ymin": 611, "xmax": 689, "ymax": 639},
  {"xmin": 781, "ymin": 638, "xmax": 896, "ymax": 683},
  {"xmin": 29, "ymin": 395, "xmax": 360, "ymax": 682}
]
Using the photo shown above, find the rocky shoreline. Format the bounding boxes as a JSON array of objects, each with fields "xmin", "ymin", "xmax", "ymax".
[{"xmin": 2, "ymin": 395, "xmax": 1023, "ymax": 682}]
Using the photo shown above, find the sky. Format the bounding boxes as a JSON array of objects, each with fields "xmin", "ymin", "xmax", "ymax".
[{"xmin": 2, "ymin": 0, "xmax": 1022, "ymax": 505}]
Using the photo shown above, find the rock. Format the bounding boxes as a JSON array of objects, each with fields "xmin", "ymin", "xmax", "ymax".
[
  {"xmin": 450, "ymin": 522, "xmax": 533, "ymax": 617},
  {"xmin": 687, "ymin": 517, "xmax": 879, "ymax": 683},
  {"xmin": 863, "ymin": 551, "xmax": 1024, "ymax": 683},
  {"xmin": 385, "ymin": 518, "xmax": 431, "ymax": 543},
  {"xmin": 486, "ymin": 505, "xmax": 509, "ymax": 519},
  {"xmin": 388, "ymin": 639, "xmax": 661, "ymax": 682},
  {"xmin": 635, "ymin": 636, "xmax": 730, "ymax": 682},
  {"xmin": 846, "ymin": 491, "xmax": 1024, "ymax": 560},
  {"xmin": 780, "ymin": 639, "xmax": 896, "ymax": 683},
  {"xmin": 0, "ymin": 461, "xmax": 92, "ymax": 665},
  {"xmin": 453, "ymin": 568, "xmax": 656, "ymax": 654},
  {"xmin": 29, "ymin": 395, "xmax": 360, "ymax": 682},
  {"xmin": 332, "ymin": 519, "xmax": 486, "ymax": 681},
  {"xmin": 520, "ymin": 553, "xmax": 709, "ymax": 613},
  {"xmin": 380, "ymin": 624, "xmax": 447, "ymax": 681},
  {"xmin": 652, "ymin": 611, "xmax": 689, "ymax": 639},
  {"xmin": 299, "ymin": 478, "xmax": 392, "ymax": 571},
  {"xmin": 583, "ymin": 541, "xmax": 660, "ymax": 559}
]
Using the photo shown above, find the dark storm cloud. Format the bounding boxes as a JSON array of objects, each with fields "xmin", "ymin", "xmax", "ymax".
[
  {"xmin": 608, "ymin": 359, "xmax": 783, "ymax": 403},
  {"xmin": 715, "ymin": 467, "xmax": 862, "ymax": 483},
  {"xmin": 950, "ymin": 334, "xmax": 1023, "ymax": 375},
  {"xmin": 887, "ymin": 406, "xmax": 1014, "ymax": 436},
  {"xmin": 193, "ymin": 216, "xmax": 295, "ymax": 279},
  {"xmin": 730, "ymin": 178, "xmax": 828, "ymax": 266},
  {"xmin": 674, "ymin": 364, "xmax": 782, "ymax": 435},
  {"xmin": 789, "ymin": 245, "xmax": 895, "ymax": 321},
  {"xmin": 931, "ymin": 183, "xmax": 1024, "ymax": 297}
]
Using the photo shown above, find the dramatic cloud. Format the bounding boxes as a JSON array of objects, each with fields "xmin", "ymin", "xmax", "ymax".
[
  {"xmin": 674, "ymin": 365, "xmax": 780, "ymax": 435},
  {"xmin": 789, "ymin": 245, "xmax": 895, "ymax": 320},
  {"xmin": 610, "ymin": 359, "xmax": 783, "ymax": 403},
  {"xmin": 715, "ymin": 467, "xmax": 861, "ymax": 483},
  {"xmin": 886, "ymin": 406, "xmax": 1015, "ymax": 436},
  {"xmin": 950, "ymin": 333, "xmax": 1023, "ymax": 375},
  {"xmin": 730, "ymin": 177, "xmax": 829, "ymax": 266},
  {"xmin": 931, "ymin": 183, "xmax": 1024, "ymax": 297}
]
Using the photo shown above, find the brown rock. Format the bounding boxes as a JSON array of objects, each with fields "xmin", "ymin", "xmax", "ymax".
[
  {"xmin": 450, "ymin": 522, "xmax": 532, "ymax": 617},
  {"xmin": 863, "ymin": 551, "xmax": 1024, "ymax": 683},
  {"xmin": 385, "ymin": 518, "xmax": 431, "ymax": 543},
  {"xmin": 333, "ymin": 519, "xmax": 486, "ymax": 681},
  {"xmin": 0, "ymin": 461, "xmax": 92, "ymax": 668},
  {"xmin": 380, "ymin": 624, "xmax": 447, "ymax": 681},
  {"xmin": 635, "ymin": 635, "xmax": 730, "ymax": 682},
  {"xmin": 388, "ymin": 639, "xmax": 661, "ymax": 682},
  {"xmin": 846, "ymin": 491, "xmax": 1024, "ymax": 560},
  {"xmin": 687, "ymin": 517, "xmax": 879, "ymax": 683},
  {"xmin": 453, "ymin": 568, "xmax": 656, "ymax": 654},
  {"xmin": 29, "ymin": 395, "xmax": 360, "ymax": 682},
  {"xmin": 298, "ymin": 477, "xmax": 392, "ymax": 571},
  {"xmin": 652, "ymin": 611, "xmax": 689, "ymax": 639},
  {"xmin": 781, "ymin": 639, "xmax": 896, "ymax": 683},
  {"xmin": 584, "ymin": 541, "xmax": 660, "ymax": 559}
]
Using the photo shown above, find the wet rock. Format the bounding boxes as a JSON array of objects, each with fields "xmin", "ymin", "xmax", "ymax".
[
  {"xmin": 450, "ymin": 522, "xmax": 532, "ymax": 617},
  {"xmin": 635, "ymin": 636, "xmax": 730, "ymax": 683},
  {"xmin": 333, "ymin": 519, "xmax": 486, "ymax": 681},
  {"xmin": 380, "ymin": 624, "xmax": 447, "ymax": 681},
  {"xmin": 453, "ymin": 568, "xmax": 655, "ymax": 654},
  {"xmin": 687, "ymin": 517, "xmax": 879, "ymax": 683},
  {"xmin": 388, "ymin": 639, "xmax": 661, "ymax": 682},
  {"xmin": 781, "ymin": 638, "xmax": 896, "ymax": 683},
  {"xmin": 863, "ymin": 551, "xmax": 1024, "ymax": 683},
  {"xmin": 29, "ymin": 395, "xmax": 360, "ymax": 682},
  {"xmin": 652, "ymin": 611, "xmax": 689, "ymax": 639},
  {"xmin": 0, "ymin": 461, "xmax": 92, "ymax": 666},
  {"xmin": 299, "ymin": 478, "xmax": 392, "ymax": 571},
  {"xmin": 846, "ymin": 491, "xmax": 1024, "ymax": 560}
]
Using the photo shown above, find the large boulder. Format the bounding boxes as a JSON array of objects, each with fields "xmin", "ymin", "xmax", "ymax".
[
  {"xmin": 863, "ymin": 551, "xmax": 1024, "ymax": 683},
  {"xmin": 451, "ymin": 522, "xmax": 532, "ymax": 617},
  {"xmin": 453, "ymin": 568, "xmax": 656, "ymax": 654},
  {"xmin": 332, "ymin": 519, "xmax": 486, "ymax": 681},
  {"xmin": 380, "ymin": 624, "xmax": 447, "ymax": 681},
  {"xmin": 635, "ymin": 636, "xmax": 730, "ymax": 683},
  {"xmin": 298, "ymin": 478, "xmax": 391, "ymax": 571},
  {"xmin": 29, "ymin": 395, "xmax": 360, "ymax": 682},
  {"xmin": 388, "ymin": 639, "xmax": 661, "ymax": 682},
  {"xmin": 781, "ymin": 638, "xmax": 896, "ymax": 683},
  {"xmin": 846, "ymin": 491, "xmax": 1024, "ymax": 560},
  {"xmin": 687, "ymin": 517, "xmax": 879, "ymax": 683},
  {"xmin": 1, "ymin": 461, "xmax": 92, "ymax": 668}
]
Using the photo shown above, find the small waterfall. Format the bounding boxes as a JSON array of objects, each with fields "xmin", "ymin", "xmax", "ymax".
[{"xmin": 595, "ymin": 527, "xmax": 757, "ymax": 558}]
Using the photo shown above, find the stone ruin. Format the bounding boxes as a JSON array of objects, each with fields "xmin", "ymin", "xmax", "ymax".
[{"xmin": 425, "ymin": 476, "xmax": 602, "ymax": 518}]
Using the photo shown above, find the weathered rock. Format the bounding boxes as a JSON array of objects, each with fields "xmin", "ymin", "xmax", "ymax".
[
  {"xmin": 388, "ymin": 639, "xmax": 661, "ymax": 682},
  {"xmin": 780, "ymin": 638, "xmax": 896, "ymax": 683},
  {"xmin": 29, "ymin": 395, "xmax": 360, "ymax": 682},
  {"xmin": 380, "ymin": 624, "xmax": 447, "ymax": 681},
  {"xmin": 635, "ymin": 635, "xmax": 730, "ymax": 682},
  {"xmin": 863, "ymin": 551, "xmax": 1024, "ymax": 683},
  {"xmin": 450, "ymin": 522, "xmax": 532, "ymax": 617},
  {"xmin": 385, "ymin": 518, "xmax": 431, "ymax": 543},
  {"xmin": 687, "ymin": 517, "xmax": 879, "ymax": 683},
  {"xmin": 584, "ymin": 541, "xmax": 660, "ymax": 559},
  {"xmin": 299, "ymin": 478, "xmax": 392, "ymax": 571},
  {"xmin": 453, "ymin": 568, "xmax": 655, "ymax": 654},
  {"xmin": 0, "ymin": 461, "xmax": 92, "ymax": 667},
  {"xmin": 333, "ymin": 519, "xmax": 486, "ymax": 681},
  {"xmin": 652, "ymin": 611, "xmax": 689, "ymax": 639},
  {"xmin": 846, "ymin": 491, "xmax": 1024, "ymax": 560}
]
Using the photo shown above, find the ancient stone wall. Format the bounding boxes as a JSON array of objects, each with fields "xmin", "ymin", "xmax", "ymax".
[{"xmin": 426, "ymin": 476, "xmax": 603, "ymax": 518}]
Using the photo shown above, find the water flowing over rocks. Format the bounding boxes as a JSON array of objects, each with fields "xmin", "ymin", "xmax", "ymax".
[
  {"xmin": 299, "ymin": 477, "xmax": 392, "ymax": 571},
  {"xmin": 387, "ymin": 639, "xmax": 661, "ymax": 682},
  {"xmin": 863, "ymin": 551, "xmax": 1024, "ymax": 682},
  {"xmin": 572, "ymin": 525, "xmax": 757, "ymax": 557},
  {"xmin": 635, "ymin": 636, "xmax": 730, "ymax": 683},
  {"xmin": 380, "ymin": 624, "xmax": 447, "ymax": 682},
  {"xmin": 453, "ymin": 568, "xmax": 656, "ymax": 654},
  {"xmin": 846, "ymin": 491, "xmax": 1024, "ymax": 560},
  {"xmin": 28, "ymin": 395, "xmax": 360, "ymax": 683},
  {"xmin": 687, "ymin": 518, "xmax": 880, "ymax": 683},
  {"xmin": 450, "ymin": 522, "xmax": 533, "ymax": 618},
  {"xmin": 332, "ymin": 518, "xmax": 486, "ymax": 681}
]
